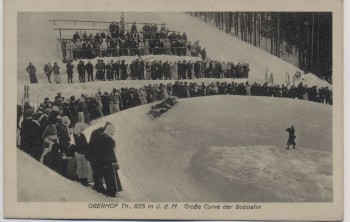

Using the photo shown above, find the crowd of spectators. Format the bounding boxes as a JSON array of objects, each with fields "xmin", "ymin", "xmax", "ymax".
[
  {"xmin": 60, "ymin": 22, "xmax": 206, "ymax": 60},
  {"xmin": 41, "ymin": 59, "xmax": 250, "ymax": 84}
]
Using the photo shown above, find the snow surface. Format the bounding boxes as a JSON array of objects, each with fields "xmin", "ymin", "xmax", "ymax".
[
  {"xmin": 18, "ymin": 96, "xmax": 332, "ymax": 202},
  {"xmin": 191, "ymin": 145, "xmax": 332, "ymax": 202},
  {"xmin": 17, "ymin": 12, "xmax": 333, "ymax": 202},
  {"xmin": 17, "ymin": 151, "xmax": 114, "ymax": 202},
  {"xmin": 17, "ymin": 12, "xmax": 331, "ymax": 88}
]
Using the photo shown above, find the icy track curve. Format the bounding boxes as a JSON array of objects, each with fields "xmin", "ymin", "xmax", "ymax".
[
  {"xmin": 81, "ymin": 95, "xmax": 332, "ymax": 202},
  {"xmin": 18, "ymin": 96, "xmax": 332, "ymax": 202}
]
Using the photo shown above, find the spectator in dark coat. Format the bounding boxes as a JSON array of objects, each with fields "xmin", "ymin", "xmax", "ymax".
[
  {"xmin": 85, "ymin": 61, "xmax": 94, "ymax": 82},
  {"xmin": 85, "ymin": 122, "xmax": 112, "ymax": 195},
  {"xmin": 56, "ymin": 116, "xmax": 70, "ymax": 154},
  {"xmin": 194, "ymin": 61, "xmax": 201, "ymax": 78},
  {"xmin": 98, "ymin": 124, "xmax": 122, "ymax": 197},
  {"xmin": 44, "ymin": 62, "xmax": 53, "ymax": 83},
  {"xmin": 101, "ymin": 92, "xmax": 110, "ymax": 116},
  {"xmin": 73, "ymin": 122, "xmax": 90, "ymax": 186},
  {"xmin": 26, "ymin": 62, "xmax": 38, "ymax": 84},
  {"xmin": 66, "ymin": 61, "xmax": 74, "ymax": 84},
  {"xmin": 77, "ymin": 61, "xmax": 86, "ymax": 83},
  {"xmin": 20, "ymin": 109, "xmax": 42, "ymax": 160},
  {"xmin": 120, "ymin": 60, "xmax": 128, "ymax": 80},
  {"xmin": 286, "ymin": 125, "xmax": 296, "ymax": 150}
]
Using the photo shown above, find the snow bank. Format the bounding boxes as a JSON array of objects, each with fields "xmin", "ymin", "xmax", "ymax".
[
  {"xmin": 17, "ymin": 150, "xmax": 114, "ymax": 202},
  {"xmin": 300, "ymin": 73, "xmax": 332, "ymax": 88},
  {"xmin": 190, "ymin": 145, "xmax": 332, "ymax": 202}
]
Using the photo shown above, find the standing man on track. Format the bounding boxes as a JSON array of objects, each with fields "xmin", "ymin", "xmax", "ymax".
[{"xmin": 286, "ymin": 125, "xmax": 296, "ymax": 150}]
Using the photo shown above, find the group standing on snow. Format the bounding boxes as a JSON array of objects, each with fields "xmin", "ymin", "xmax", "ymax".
[{"xmin": 28, "ymin": 59, "xmax": 250, "ymax": 84}]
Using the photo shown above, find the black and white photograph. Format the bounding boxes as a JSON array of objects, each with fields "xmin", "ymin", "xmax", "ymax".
[{"xmin": 3, "ymin": 0, "xmax": 343, "ymax": 220}]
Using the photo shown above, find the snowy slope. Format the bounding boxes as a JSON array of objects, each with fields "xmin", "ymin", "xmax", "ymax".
[
  {"xmin": 191, "ymin": 145, "xmax": 332, "ymax": 202},
  {"xmin": 84, "ymin": 96, "xmax": 331, "ymax": 202},
  {"xmin": 17, "ymin": 151, "xmax": 113, "ymax": 202},
  {"xmin": 18, "ymin": 96, "xmax": 332, "ymax": 202},
  {"xmin": 18, "ymin": 12, "xmax": 331, "ymax": 87}
]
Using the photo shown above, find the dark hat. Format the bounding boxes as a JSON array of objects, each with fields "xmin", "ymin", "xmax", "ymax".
[
  {"xmin": 24, "ymin": 109, "xmax": 34, "ymax": 118},
  {"xmin": 44, "ymin": 124, "xmax": 58, "ymax": 139}
]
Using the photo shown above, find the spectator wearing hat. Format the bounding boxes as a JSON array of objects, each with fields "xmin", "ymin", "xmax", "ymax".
[
  {"xmin": 26, "ymin": 62, "xmax": 38, "ymax": 84},
  {"xmin": 57, "ymin": 116, "xmax": 71, "ymax": 154},
  {"xmin": 96, "ymin": 60, "xmax": 106, "ymax": 81},
  {"xmin": 109, "ymin": 89, "xmax": 121, "ymax": 114},
  {"xmin": 73, "ymin": 31, "xmax": 80, "ymax": 43},
  {"xmin": 97, "ymin": 124, "xmax": 122, "ymax": 197},
  {"xmin": 66, "ymin": 61, "xmax": 74, "ymax": 84},
  {"xmin": 77, "ymin": 61, "xmax": 86, "ymax": 83},
  {"xmin": 105, "ymin": 61, "xmax": 113, "ymax": 81},
  {"xmin": 20, "ymin": 109, "xmax": 42, "ymax": 160},
  {"xmin": 77, "ymin": 97, "xmax": 87, "ymax": 123},
  {"xmin": 52, "ymin": 62, "xmax": 61, "ymax": 84},
  {"xmin": 44, "ymin": 62, "xmax": 53, "ymax": 84},
  {"xmin": 100, "ymin": 39, "xmax": 108, "ymax": 57},
  {"xmin": 112, "ymin": 61, "xmax": 120, "ymax": 80},
  {"xmin": 41, "ymin": 117, "xmax": 67, "ymax": 175},
  {"xmin": 73, "ymin": 122, "xmax": 90, "ymax": 186},
  {"xmin": 286, "ymin": 125, "xmax": 296, "ymax": 150},
  {"xmin": 120, "ymin": 60, "xmax": 128, "ymax": 80},
  {"xmin": 86, "ymin": 122, "xmax": 112, "ymax": 195},
  {"xmin": 101, "ymin": 92, "xmax": 111, "ymax": 116}
]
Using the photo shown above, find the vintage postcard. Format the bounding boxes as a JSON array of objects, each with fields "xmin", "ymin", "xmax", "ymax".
[{"xmin": 3, "ymin": 0, "xmax": 343, "ymax": 220}]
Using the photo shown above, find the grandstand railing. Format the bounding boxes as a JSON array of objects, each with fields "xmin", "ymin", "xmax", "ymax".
[
  {"xmin": 50, "ymin": 19, "xmax": 165, "ymax": 26},
  {"xmin": 54, "ymin": 27, "xmax": 177, "ymax": 38}
]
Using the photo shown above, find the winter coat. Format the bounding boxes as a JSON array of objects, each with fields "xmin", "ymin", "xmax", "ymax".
[
  {"xmin": 85, "ymin": 127, "xmax": 104, "ymax": 162},
  {"xmin": 66, "ymin": 63, "xmax": 74, "ymax": 75},
  {"xmin": 56, "ymin": 122, "xmax": 70, "ymax": 154},
  {"xmin": 77, "ymin": 63, "xmax": 85, "ymax": 74},
  {"xmin": 98, "ymin": 133, "xmax": 117, "ymax": 164},
  {"xmin": 20, "ymin": 118, "xmax": 43, "ymax": 160},
  {"xmin": 53, "ymin": 65, "xmax": 60, "ymax": 74},
  {"xmin": 73, "ymin": 132, "xmax": 88, "ymax": 155},
  {"xmin": 286, "ymin": 128, "xmax": 296, "ymax": 145}
]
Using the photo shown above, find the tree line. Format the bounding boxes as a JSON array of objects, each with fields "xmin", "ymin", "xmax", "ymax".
[{"xmin": 188, "ymin": 12, "xmax": 332, "ymax": 83}]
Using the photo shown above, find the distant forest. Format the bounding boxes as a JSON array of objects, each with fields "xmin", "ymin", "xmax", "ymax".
[{"xmin": 188, "ymin": 12, "xmax": 332, "ymax": 83}]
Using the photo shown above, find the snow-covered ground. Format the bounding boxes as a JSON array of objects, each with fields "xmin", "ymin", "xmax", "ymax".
[
  {"xmin": 17, "ymin": 12, "xmax": 332, "ymax": 202},
  {"xmin": 18, "ymin": 96, "xmax": 332, "ymax": 202},
  {"xmin": 17, "ymin": 12, "xmax": 331, "ymax": 88}
]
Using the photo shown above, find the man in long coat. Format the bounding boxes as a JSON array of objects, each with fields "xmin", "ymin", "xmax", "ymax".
[
  {"xmin": 97, "ymin": 124, "xmax": 122, "ymax": 197},
  {"xmin": 86, "ymin": 122, "xmax": 112, "ymax": 195},
  {"xmin": 44, "ymin": 62, "xmax": 53, "ymax": 83},
  {"xmin": 26, "ymin": 62, "xmax": 38, "ymax": 84},
  {"xmin": 286, "ymin": 125, "xmax": 296, "ymax": 150}
]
